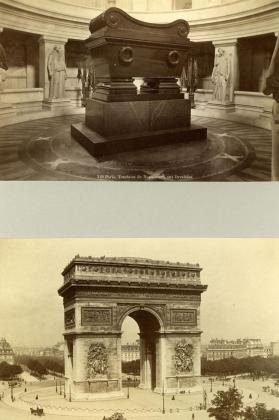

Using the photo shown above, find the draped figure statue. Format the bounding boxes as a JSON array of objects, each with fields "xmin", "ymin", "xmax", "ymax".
[
  {"xmin": 0, "ymin": 42, "xmax": 8, "ymax": 90},
  {"xmin": 211, "ymin": 48, "xmax": 230, "ymax": 103},
  {"xmin": 47, "ymin": 46, "xmax": 67, "ymax": 99}
]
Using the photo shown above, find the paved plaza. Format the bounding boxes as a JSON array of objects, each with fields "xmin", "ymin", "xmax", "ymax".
[{"xmin": 1, "ymin": 377, "xmax": 279, "ymax": 420}]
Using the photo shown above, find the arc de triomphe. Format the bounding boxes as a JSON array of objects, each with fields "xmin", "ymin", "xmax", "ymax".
[{"xmin": 58, "ymin": 256, "xmax": 207, "ymax": 400}]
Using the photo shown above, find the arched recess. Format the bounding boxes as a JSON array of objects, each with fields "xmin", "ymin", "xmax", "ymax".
[{"xmin": 120, "ymin": 307, "xmax": 164, "ymax": 392}]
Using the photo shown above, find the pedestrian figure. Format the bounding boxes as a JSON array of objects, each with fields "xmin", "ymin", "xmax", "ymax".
[
  {"xmin": 192, "ymin": 413, "xmax": 195, "ymax": 419},
  {"xmin": 35, "ymin": 394, "xmax": 38, "ymax": 400},
  {"xmin": 172, "ymin": 395, "xmax": 175, "ymax": 400}
]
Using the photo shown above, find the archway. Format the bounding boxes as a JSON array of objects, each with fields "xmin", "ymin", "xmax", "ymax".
[{"xmin": 121, "ymin": 309, "xmax": 162, "ymax": 391}]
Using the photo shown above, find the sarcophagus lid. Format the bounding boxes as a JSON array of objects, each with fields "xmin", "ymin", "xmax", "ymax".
[{"xmin": 86, "ymin": 7, "xmax": 191, "ymax": 79}]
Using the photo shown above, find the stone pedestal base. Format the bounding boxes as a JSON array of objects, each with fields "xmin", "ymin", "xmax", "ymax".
[
  {"xmin": 71, "ymin": 391, "xmax": 125, "ymax": 401},
  {"xmin": 72, "ymin": 122, "xmax": 207, "ymax": 157},
  {"xmin": 0, "ymin": 102, "xmax": 16, "ymax": 119},
  {"xmin": 207, "ymin": 101, "xmax": 235, "ymax": 113},
  {"xmin": 72, "ymin": 97, "xmax": 206, "ymax": 157},
  {"xmin": 43, "ymin": 98, "xmax": 73, "ymax": 111}
]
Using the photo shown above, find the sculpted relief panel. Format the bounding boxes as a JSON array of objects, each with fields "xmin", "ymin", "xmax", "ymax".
[
  {"xmin": 170, "ymin": 309, "xmax": 197, "ymax": 326},
  {"xmin": 87, "ymin": 343, "xmax": 108, "ymax": 378},
  {"xmin": 81, "ymin": 307, "xmax": 112, "ymax": 326},
  {"xmin": 64, "ymin": 308, "xmax": 75, "ymax": 329},
  {"xmin": 174, "ymin": 340, "xmax": 194, "ymax": 374}
]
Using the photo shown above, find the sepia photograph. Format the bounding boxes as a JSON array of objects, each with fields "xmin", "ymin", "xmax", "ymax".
[
  {"xmin": 0, "ymin": 237, "xmax": 279, "ymax": 420},
  {"xmin": 0, "ymin": 0, "xmax": 278, "ymax": 181}
]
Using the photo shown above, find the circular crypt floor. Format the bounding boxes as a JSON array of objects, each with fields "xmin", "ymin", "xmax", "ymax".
[{"xmin": 0, "ymin": 115, "xmax": 271, "ymax": 181}]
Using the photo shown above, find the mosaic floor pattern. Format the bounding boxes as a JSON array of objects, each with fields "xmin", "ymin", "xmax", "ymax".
[{"xmin": 0, "ymin": 115, "xmax": 271, "ymax": 181}]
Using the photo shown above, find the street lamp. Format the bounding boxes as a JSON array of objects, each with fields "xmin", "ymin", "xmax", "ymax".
[
  {"xmin": 203, "ymin": 388, "xmax": 207, "ymax": 409},
  {"xmin": 63, "ymin": 381, "xmax": 66, "ymax": 398},
  {"xmin": 210, "ymin": 377, "xmax": 213, "ymax": 392},
  {"xmin": 162, "ymin": 381, "xmax": 165, "ymax": 414},
  {"xmin": 9, "ymin": 383, "xmax": 14, "ymax": 402},
  {"xmin": 69, "ymin": 384, "xmax": 71, "ymax": 402},
  {"xmin": 59, "ymin": 381, "xmax": 62, "ymax": 395},
  {"xmin": 55, "ymin": 379, "xmax": 57, "ymax": 393},
  {"xmin": 127, "ymin": 377, "xmax": 130, "ymax": 399}
]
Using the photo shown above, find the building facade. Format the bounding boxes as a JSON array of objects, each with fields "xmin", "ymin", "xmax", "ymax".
[
  {"xmin": 122, "ymin": 341, "xmax": 140, "ymax": 362},
  {"xmin": 0, "ymin": 338, "xmax": 15, "ymax": 364},
  {"xmin": 206, "ymin": 338, "xmax": 265, "ymax": 361}
]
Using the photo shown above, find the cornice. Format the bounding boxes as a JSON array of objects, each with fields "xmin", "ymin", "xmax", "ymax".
[{"xmin": 58, "ymin": 279, "xmax": 208, "ymax": 296}]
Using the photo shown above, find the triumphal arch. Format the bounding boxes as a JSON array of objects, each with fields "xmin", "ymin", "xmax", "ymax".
[{"xmin": 58, "ymin": 256, "xmax": 207, "ymax": 400}]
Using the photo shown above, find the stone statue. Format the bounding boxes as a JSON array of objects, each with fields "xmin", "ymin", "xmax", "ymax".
[
  {"xmin": 211, "ymin": 48, "xmax": 230, "ymax": 103},
  {"xmin": 174, "ymin": 340, "xmax": 194, "ymax": 374},
  {"xmin": 263, "ymin": 34, "xmax": 279, "ymax": 181},
  {"xmin": 47, "ymin": 46, "xmax": 67, "ymax": 99},
  {"xmin": 181, "ymin": 55, "xmax": 199, "ymax": 108},
  {"xmin": 77, "ymin": 55, "xmax": 96, "ymax": 106},
  {"xmin": 0, "ymin": 42, "xmax": 8, "ymax": 90}
]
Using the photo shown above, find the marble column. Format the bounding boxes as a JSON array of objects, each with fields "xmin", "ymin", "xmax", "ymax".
[
  {"xmin": 263, "ymin": 32, "xmax": 279, "ymax": 181},
  {"xmin": 0, "ymin": 28, "xmax": 16, "ymax": 122},
  {"xmin": 208, "ymin": 39, "xmax": 239, "ymax": 112},
  {"xmin": 38, "ymin": 35, "xmax": 72, "ymax": 111}
]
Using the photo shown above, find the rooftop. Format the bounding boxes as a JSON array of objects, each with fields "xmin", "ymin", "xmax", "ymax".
[{"xmin": 62, "ymin": 255, "xmax": 201, "ymax": 275}]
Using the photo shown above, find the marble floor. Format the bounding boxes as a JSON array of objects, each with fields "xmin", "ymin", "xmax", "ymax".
[{"xmin": 0, "ymin": 115, "xmax": 271, "ymax": 181}]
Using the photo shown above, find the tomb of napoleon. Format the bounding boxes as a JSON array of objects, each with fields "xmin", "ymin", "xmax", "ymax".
[{"xmin": 71, "ymin": 8, "xmax": 207, "ymax": 157}]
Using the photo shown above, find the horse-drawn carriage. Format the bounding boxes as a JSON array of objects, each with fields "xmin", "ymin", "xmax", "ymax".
[{"xmin": 30, "ymin": 407, "xmax": 44, "ymax": 416}]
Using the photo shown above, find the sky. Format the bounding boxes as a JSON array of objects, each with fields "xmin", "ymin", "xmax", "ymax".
[{"xmin": 0, "ymin": 238, "xmax": 278, "ymax": 348}]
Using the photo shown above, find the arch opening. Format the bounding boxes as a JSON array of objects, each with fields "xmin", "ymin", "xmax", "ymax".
[{"xmin": 121, "ymin": 309, "xmax": 162, "ymax": 392}]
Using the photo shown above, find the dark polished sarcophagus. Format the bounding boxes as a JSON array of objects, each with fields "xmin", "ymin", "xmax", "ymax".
[{"xmin": 71, "ymin": 8, "xmax": 207, "ymax": 157}]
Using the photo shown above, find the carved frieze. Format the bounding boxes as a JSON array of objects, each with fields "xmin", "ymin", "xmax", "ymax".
[
  {"xmin": 73, "ymin": 290, "xmax": 201, "ymax": 301},
  {"xmin": 75, "ymin": 263, "xmax": 199, "ymax": 280},
  {"xmin": 174, "ymin": 340, "xmax": 194, "ymax": 374},
  {"xmin": 64, "ymin": 308, "xmax": 75, "ymax": 329},
  {"xmin": 87, "ymin": 343, "xmax": 108, "ymax": 378},
  {"xmin": 81, "ymin": 307, "xmax": 112, "ymax": 326},
  {"xmin": 170, "ymin": 309, "xmax": 197, "ymax": 326}
]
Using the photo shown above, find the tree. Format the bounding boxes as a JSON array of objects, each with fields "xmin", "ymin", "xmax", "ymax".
[
  {"xmin": 243, "ymin": 403, "xmax": 279, "ymax": 420},
  {"xmin": 0, "ymin": 362, "xmax": 22, "ymax": 380},
  {"xmin": 207, "ymin": 387, "xmax": 243, "ymax": 420},
  {"xmin": 26, "ymin": 359, "xmax": 47, "ymax": 376}
]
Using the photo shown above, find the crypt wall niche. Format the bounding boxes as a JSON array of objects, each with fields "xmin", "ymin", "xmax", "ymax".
[
  {"xmin": 1, "ymin": 29, "xmax": 40, "ymax": 90},
  {"xmin": 238, "ymin": 34, "xmax": 276, "ymax": 93}
]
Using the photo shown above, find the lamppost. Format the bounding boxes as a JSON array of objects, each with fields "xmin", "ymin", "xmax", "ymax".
[
  {"xmin": 9, "ymin": 383, "xmax": 14, "ymax": 401},
  {"xmin": 162, "ymin": 381, "xmax": 165, "ymax": 414},
  {"xmin": 59, "ymin": 381, "xmax": 62, "ymax": 395},
  {"xmin": 63, "ymin": 381, "xmax": 66, "ymax": 398},
  {"xmin": 127, "ymin": 377, "xmax": 130, "ymax": 399},
  {"xmin": 203, "ymin": 388, "xmax": 207, "ymax": 409},
  {"xmin": 210, "ymin": 377, "xmax": 213, "ymax": 392},
  {"xmin": 55, "ymin": 379, "xmax": 57, "ymax": 393},
  {"xmin": 69, "ymin": 384, "xmax": 72, "ymax": 402}
]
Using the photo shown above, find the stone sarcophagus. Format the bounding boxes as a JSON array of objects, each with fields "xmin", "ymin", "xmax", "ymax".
[{"xmin": 71, "ymin": 8, "xmax": 207, "ymax": 157}]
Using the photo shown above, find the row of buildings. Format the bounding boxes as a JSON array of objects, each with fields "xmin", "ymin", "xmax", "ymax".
[
  {"xmin": 206, "ymin": 339, "xmax": 279, "ymax": 361},
  {"xmin": 122, "ymin": 339, "xmax": 279, "ymax": 362},
  {"xmin": 1, "ymin": 337, "xmax": 279, "ymax": 365}
]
